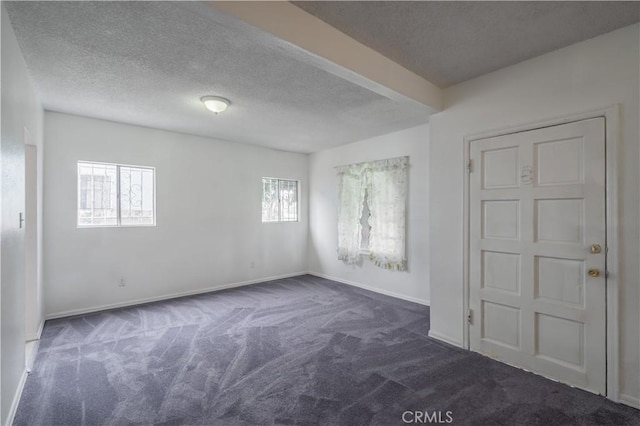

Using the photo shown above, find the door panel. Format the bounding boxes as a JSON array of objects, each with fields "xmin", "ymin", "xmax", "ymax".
[
  {"xmin": 469, "ymin": 118, "xmax": 606, "ymax": 395},
  {"xmin": 483, "ymin": 200, "xmax": 519, "ymax": 240}
]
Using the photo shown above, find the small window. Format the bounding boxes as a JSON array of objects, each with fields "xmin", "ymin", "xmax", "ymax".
[
  {"xmin": 262, "ymin": 178, "xmax": 298, "ymax": 222},
  {"xmin": 78, "ymin": 161, "xmax": 155, "ymax": 227}
]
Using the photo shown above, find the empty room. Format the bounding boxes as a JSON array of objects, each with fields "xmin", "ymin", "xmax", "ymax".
[{"xmin": 1, "ymin": 1, "xmax": 639, "ymax": 425}]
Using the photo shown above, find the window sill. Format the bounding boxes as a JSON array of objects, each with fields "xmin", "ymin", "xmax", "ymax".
[{"xmin": 77, "ymin": 223, "xmax": 156, "ymax": 229}]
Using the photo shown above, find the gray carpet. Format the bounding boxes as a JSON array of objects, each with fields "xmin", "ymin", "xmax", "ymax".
[{"xmin": 14, "ymin": 275, "xmax": 640, "ymax": 425}]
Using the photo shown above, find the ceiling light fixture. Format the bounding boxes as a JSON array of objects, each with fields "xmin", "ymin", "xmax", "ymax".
[{"xmin": 201, "ymin": 96, "xmax": 230, "ymax": 114}]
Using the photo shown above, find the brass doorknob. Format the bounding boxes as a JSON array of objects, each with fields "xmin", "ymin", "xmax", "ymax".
[
  {"xmin": 590, "ymin": 244, "xmax": 602, "ymax": 254},
  {"xmin": 588, "ymin": 268, "xmax": 600, "ymax": 277}
]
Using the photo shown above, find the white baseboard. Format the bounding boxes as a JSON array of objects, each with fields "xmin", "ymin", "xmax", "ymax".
[
  {"xmin": 47, "ymin": 272, "xmax": 430, "ymax": 320},
  {"xmin": 45, "ymin": 272, "xmax": 307, "ymax": 320},
  {"xmin": 427, "ymin": 329, "xmax": 464, "ymax": 348},
  {"xmin": 25, "ymin": 319, "xmax": 45, "ymax": 342},
  {"xmin": 619, "ymin": 393, "xmax": 640, "ymax": 409},
  {"xmin": 25, "ymin": 339, "xmax": 41, "ymax": 373},
  {"xmin": 308, "ymin": 271, "xmax": 430, "ymax": 306},
  {"xmin": 5, "ymin": 368, "xmax": 28, "ymax": 426}
]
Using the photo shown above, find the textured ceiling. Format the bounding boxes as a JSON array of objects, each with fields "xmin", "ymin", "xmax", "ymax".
[
  {"xmin": 6, "ymin": 2, "xmax": 639, "ymax": 153},
  {"xmin": 4, "ymin": 1, "xmax": 430, "ymax": 153},
  {"xmin": 294, "ymin": 1, "xmax": 640, "ymax": 88}
]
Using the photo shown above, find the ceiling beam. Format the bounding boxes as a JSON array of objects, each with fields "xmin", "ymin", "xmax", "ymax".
[{"xmin": 208, "ymin": 1, "xmax": 443, "ymax": 114}]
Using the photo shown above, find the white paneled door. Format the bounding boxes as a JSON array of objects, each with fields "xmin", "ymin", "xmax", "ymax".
[{"xmin": 469, "ymin": 118, "xmax": 606, "ymax": 395}]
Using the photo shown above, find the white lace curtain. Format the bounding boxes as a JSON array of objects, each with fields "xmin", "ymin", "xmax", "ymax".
[{"xmin": 336, "ymin": 156, "xmax": 408, "ymax": 270}]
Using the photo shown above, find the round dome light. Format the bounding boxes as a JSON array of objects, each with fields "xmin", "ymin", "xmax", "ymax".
[{"xmin": 201, "ymin": 96, "xmax": 230, "ymax": 114}]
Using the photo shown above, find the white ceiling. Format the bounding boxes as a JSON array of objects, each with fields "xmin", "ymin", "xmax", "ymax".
[
  {"xmin": 4, "ymin": 1, "xmax": 430, "ymax": 153},
  {"xmin": 5, "ymin": 1, "xmax": 639, "ymax": 153},
  {"xmin": 294, "ymin": 1, "xmax": 640, "ymax": 87}
]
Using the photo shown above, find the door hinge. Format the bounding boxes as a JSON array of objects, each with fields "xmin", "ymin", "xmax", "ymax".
[
  {"xmin": 467, "ymin": 309, "xmax": 473, "ymax": 324},
  {"xmin": 467, "ymin": 159, "xmax": 473, "ymax": 173}
]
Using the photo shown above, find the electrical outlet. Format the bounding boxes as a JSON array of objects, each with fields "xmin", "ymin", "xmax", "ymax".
[
  {"xmin": 250, "ymin": 261, "xmax": 255, "ymax": 269},
  {"xmin": 119, "ymin": 278, "xmax": 126, "ymax": 287}
]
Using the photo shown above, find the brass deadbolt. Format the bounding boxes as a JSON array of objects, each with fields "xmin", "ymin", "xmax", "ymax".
[{"xmin": 590, "ymin": 244, "xmax": 602, "ymax": 254}]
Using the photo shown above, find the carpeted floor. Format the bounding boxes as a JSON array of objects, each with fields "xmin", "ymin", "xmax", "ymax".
[{"xmin": 14, "ymin": 275, "xmax": 640, "ymax": 425}]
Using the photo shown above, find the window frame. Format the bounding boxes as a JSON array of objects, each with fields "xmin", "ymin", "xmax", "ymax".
[
  {"xmin": 261, "ymin": 177, "xmax": 300, "ymax": 223},
  {"xmin": 77, "ymin": 161, "xmax": 156, "ymax": 228}
]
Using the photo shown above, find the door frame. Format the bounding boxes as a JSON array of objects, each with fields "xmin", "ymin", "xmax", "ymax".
[
  {"xmin": 25, "ymin": 142, "xmax": 38, "ymax": 341},
  {"xmin": 462, "ymin": 105, "xmax": 620, "ymax": 401}
]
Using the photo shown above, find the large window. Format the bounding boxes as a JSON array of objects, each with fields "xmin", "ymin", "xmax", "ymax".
[
  {"xmin": 78, "ymin": 161, "xmax": 155, "ymax": 227},
  {"xmin": 336, "ymin": 156, "xmax": 408, "ymax": 270},
  {"xmin": 262, "ymin": 178, "xmax": 298, "ymax": 222}
]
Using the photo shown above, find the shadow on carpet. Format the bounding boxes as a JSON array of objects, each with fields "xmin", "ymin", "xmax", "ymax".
[{"xmin": 14, "ymin": 275, "xmax": 640, "ymax": 425}]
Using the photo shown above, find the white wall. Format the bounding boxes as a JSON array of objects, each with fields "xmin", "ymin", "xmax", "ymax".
[
  {"xmin": 44, "ymin": 112, "xmax": 308, "ymax": 318},
  {"xmin": 429, "ymin": 24, "xmax": 640, "ymax": 406},
  {"xmin": 308, "ymin": 124, "xmax": 429, "ymax": 304},
  {"xmin": 1, "ymin": 5, "xmax": 44, "ymax": 424}
]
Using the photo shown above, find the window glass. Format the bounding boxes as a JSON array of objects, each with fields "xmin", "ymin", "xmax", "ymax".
[
  {"xmin": 279, "ymin": 179, "xmax": 298, "ymax": 222},
  {"xmin": 78, "ymin": 163, "xmax": 118, "ymax": 226},
  {"xmin": 262, "ymin": 178, "xmax": 298, "ymax": 222},
  {"xmin": 78, "ymin": 161, "xmax": 155, "ymax": 227},
  {"xmin": 120, "ymin": 166, "xmax": 155, "ymax": 226},
  {"xmin": 262, "ymin": 178, "xmax": 279, "ymax": 222}
]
